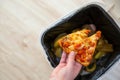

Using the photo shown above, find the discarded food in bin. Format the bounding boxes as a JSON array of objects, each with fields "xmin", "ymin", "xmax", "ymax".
[
  {"xmin": 81, "ymin": 24, "xmax": 96, "ymax": 36},
  {"xmin": 95, "ymin": 37, "xmax": 113, "ymax": 59},
  {"xmin": 53, "ymin": 33, "xmax": 67, "ymax": 57},
  {"xmin": 58, "ymin": 28, "xmax": 101, "ymax": 66},
  {"xmin": 94, "ymin": 51, "xmax": 106, "ymax": 59},
  {"xmin": 86, "ymin": 62, "xmax": 96, "ymax": 72},
  {"xmin": 54, "ymin": 33, "xmax": 67, "ymax": 48},
  {"xmin": 52, "ymin": 24, "xmax": 113, "ymax": 74},
  {"xmin": 55, "ymin": 47, "xmax": 62, "ymax": 58}
]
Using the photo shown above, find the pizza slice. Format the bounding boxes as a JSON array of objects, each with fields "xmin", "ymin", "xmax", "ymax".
[
  {"xmin": 75, "ymin": 31, "xmax": 101, "ymax": 66},
  {"xmin": 59, "ymin": 29, "xmax": 90, "ymax": 54},
  {"xmin": 59, "ymin": 29, "xmax": 101, "ymax": 66}
]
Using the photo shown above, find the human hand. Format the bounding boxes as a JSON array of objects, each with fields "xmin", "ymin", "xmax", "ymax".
[{"xmin": 50, "ymin": 51, "xmax": 82, "ymax": 80}]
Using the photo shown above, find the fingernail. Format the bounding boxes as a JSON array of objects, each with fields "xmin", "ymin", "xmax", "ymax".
[{"xmin": 71, "ymin": 51, "xmax": 75, "ymax": 55}]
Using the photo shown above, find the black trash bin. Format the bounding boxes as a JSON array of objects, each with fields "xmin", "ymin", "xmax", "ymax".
[{"xmin": 41, "ymin": 4, "xmax": 120, "ymax": 80}]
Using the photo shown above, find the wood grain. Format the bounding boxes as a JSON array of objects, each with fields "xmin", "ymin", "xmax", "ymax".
[{"xmin": 0, "ymin": 0, "xmax": 119, "ymax": 80}]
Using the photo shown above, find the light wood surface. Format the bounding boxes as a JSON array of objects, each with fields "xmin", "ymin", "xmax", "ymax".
[{"xmin": 0, "ymin": 0, "xmax": 119, "ymax": 80}]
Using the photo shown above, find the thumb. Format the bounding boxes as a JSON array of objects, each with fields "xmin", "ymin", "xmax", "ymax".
[{"xmin": 68, "ymin": 51, "xmax": 76, "ymax": 66}]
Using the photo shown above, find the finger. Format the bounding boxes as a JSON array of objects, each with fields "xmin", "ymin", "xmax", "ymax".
[
  {"xmin": 60, "ymin": 51, "xmax": 67, "ymax": 63},
  {"xmin": 68, "ymin": 51, "xmax": 76, "ymax": 66},
  {"xmin": 76, "ymin": 62, "xmax": 82, "ymax": 70},
  {"xmin": 74, "ymin": 62, "xmax": 82, "ymax": 76}
]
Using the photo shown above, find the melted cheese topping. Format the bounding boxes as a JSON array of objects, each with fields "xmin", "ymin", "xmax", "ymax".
[{"xmin": 59, "ymin": 29, "xmax": 101, "ymax": 66}]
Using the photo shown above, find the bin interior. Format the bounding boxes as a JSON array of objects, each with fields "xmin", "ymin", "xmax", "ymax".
[{"xmin": 41, "ymin": 4, "xmax": 120, "ymax": 80}]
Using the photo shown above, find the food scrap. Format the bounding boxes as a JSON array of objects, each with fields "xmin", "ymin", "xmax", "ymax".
[{"xmin": 52, "ymin": 24, "xmax": 113, "ymax": 74}]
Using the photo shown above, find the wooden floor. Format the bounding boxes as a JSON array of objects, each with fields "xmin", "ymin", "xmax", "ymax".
[{"xmin": 0, "ymin": 0, "xmax": 120, "ymax": 80}]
